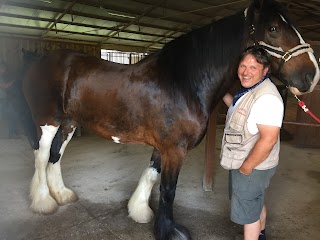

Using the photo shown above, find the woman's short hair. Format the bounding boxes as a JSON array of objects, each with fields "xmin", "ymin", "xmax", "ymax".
[{"xmin": 240, "ymin": 46, "xmax": 271, "ymax": 69}]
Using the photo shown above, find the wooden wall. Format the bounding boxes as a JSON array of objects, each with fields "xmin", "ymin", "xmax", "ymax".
[
  {"xmin": 0, "ymin": 36, "xmax": 101, "ymax": 137},
  {"xmin": 0, "ymin": 36, "xmax": 101, "ymax": 71}
]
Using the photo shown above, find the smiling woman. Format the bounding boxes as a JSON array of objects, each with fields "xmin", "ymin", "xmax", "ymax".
[{"xmin": 220, "ymin": 46, "xmax": 284, "ymax": 239}]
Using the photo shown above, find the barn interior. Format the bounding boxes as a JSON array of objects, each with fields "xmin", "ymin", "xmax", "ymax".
[{"xmin": 0, "ymin": 0, "xmax": 320, "ymax": 240}]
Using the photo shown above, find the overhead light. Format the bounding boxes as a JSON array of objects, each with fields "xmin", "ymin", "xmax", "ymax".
[
  {"xmin": 98, "ymin": 5, "xmax": 134, "ymax": 19},
  {"xmin": 38, "ymin": 0, "xmax": 52, "ymax": 3},
  {"xmin": 107, "ymin": 12, "xmax": 135, "ymax": 19}
]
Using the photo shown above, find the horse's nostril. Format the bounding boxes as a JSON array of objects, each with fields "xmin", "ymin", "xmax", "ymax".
[{"xmin": 305, "ymin": 73, "xmax": 314, "ymax": 85}]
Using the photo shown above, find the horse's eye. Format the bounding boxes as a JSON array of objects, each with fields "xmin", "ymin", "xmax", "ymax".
[{"xmin": 269, "ymin": 26, "xmax": 276, "ymax": 32}]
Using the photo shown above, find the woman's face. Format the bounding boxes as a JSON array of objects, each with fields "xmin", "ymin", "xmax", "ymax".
[{"xmin": 237, "ymin": 54, "xmax": 269, "ymax": 88}]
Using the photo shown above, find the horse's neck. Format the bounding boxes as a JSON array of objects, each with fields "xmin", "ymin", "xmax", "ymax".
[
  {"xmin": 189, "ymin": 14, "xmax": 245, "ymax": 113},
  {"xmin": 156, "ymin": 11, "xmax": 246, "ymax": 115}
]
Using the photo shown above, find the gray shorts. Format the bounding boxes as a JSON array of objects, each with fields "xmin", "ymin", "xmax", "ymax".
[{"xmin": 229, "ymin": 167, "xmax": 277, "ymax": 225}]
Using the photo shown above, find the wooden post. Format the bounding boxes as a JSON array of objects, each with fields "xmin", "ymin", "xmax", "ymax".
[{"xmin": 203, "ymin": 108, "xmax": 218, "ymax": 191}]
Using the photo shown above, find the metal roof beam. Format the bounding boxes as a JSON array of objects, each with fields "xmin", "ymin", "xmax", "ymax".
[
  {"xmin": 3, "ymin": 0, "xmax": 186, "ymax": 34},
  {"xmin": 0, "ymin": 12, "xmax": 174, "ymax": 40},
  {"xmin": 99, "ymin": 0, "xmax": 167, "ymax": 44},
  {"xmin": 41, "ymin": 0, "xmax": 78, "ymax": 37},
  {"xmin": 68, "ymin": 0, "xmax": 205, "ymax": 26},
  {"xmin": 0, "ymin": 22, "xmax": 167, "ymax": 44}
]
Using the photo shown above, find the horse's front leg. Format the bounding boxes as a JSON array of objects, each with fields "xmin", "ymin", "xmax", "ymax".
[
  {"xmin": 30, "ymin": 125, "xmax": 59, "ymax": 214},
  {"xmin": 154, "ymin": 148, "xmax": 191, "ymax": 240}
]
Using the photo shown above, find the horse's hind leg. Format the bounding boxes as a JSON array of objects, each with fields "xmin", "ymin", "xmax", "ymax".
[
  {"xmin": 47, "ymin": 121, "xmax": 78, "ymax": 205},
  {"xmin": 30, "ymin": 125, "xmax": 59, "ymax": 214},
  {"xmin": 128, "ymin": 148, "xmax": 160, "ymax": 223}
]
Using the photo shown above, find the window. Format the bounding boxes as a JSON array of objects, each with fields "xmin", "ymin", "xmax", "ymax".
[{"xmin": 101, "ymin": 49, "xmax": 148, "ymax": 64}]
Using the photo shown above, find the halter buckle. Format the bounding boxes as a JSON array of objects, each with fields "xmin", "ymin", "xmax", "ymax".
[
  {"xmin": 282, "ymin": 52, "xmax": 292, "ymax": 62},
  {"xmin": 249, "ymin": 25, "xmax": 255, "ymax": 35}
]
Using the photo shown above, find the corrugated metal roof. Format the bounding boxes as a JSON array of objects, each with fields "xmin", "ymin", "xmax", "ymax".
[{"xmin": 0, "ymin": 0, "xmax": 319, "ymax": 52}]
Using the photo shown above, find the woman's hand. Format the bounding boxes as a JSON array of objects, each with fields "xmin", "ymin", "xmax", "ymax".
[{"xmin": 239, "ymin": 162, "xmax": 253, "ymax": 175}]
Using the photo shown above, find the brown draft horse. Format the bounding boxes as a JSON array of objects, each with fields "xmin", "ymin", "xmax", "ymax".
[{"xmin": 20, "ymin": 0, "xmax": 319, "ymax": 239}]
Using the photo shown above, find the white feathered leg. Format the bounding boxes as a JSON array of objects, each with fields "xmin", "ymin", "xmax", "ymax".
[
  {"xmin": 30, "ymin": 125, "xmax": 59, "ymax": 214},
  {"xmin": 128, "ymin": 167, "xmax": 159, "ymax": 223},
  {"xmin": 47, "ymin": 127, "xmax": 78, "ymax": 205}
]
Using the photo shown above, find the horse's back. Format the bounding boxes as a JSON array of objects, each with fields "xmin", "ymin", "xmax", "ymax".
[{"xmin": 23, "ymin": 50, "xmax": 129, "ymax": 122}]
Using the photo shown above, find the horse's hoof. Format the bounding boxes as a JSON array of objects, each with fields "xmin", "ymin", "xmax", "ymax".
[
  {"xmin": 155, "ymin": 223, "xmax": 192, "ymax": 240},
  {"xmin": 50, "ymin": 188, "xmax": 78, "ymax": 206},
  {"xmin": 169, "ymin": 224, "xmax": 192, "ymax": 240},
  {"xmin": 30, "ymin": 195, "xmax": 59, "ymax": 215},
  {"xmin": 128, "ymin": 200, "xmax": 154, "ymax": 223}
]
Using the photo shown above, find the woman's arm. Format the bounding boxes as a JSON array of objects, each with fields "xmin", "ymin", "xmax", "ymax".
[{"xmin": 222, "ymin": 93, "xmax": 233, "ymax": 107}]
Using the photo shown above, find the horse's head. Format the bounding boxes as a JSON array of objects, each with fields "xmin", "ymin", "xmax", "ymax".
[{"xmin": 245, "ymin": 0, "xmax": 320, "ymax": 95}]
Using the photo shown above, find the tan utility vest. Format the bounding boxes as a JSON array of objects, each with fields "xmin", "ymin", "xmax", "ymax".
[{"xmin": 220, "ymin": 79, "xmax": 283, "ymax": 170}]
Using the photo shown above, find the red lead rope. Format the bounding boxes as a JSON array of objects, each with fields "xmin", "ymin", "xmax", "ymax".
[{"xmin": 294, "ymin": 95, "xmax": 320, "ymax": 124}]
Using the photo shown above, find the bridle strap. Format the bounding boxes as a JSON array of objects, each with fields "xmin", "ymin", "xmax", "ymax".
[
  {"xmin": 245, "ymin": 7, "xmax": 315, "ymax": 87},
  {"xmin": 258, "ymin": 41, "xmax": 320, "ymax": 124},
  {"xmin": 258, "ymin": 41, "xmax": 313, "ymax": 61},
  {"xmin": 258, "ymin": 41, "xmax": 314, "ymax": 86},
  {"xmin": 277, "ymin": 59, "xmax": 288, "ymax": 86}
]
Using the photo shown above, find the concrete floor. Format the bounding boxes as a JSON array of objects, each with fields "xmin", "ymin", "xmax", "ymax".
[{"xmin": 0, "ymin": 122, "xmax": 319, "ymax": 240}]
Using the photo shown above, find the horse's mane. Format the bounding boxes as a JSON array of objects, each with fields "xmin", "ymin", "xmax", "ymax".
[
  {"xmin": 156, "ymin": 10, "xmax": 245, "ymax": 101},
  {"xmin": 155, "ymin": 0, "xmax": 293, "ymax": 105}
]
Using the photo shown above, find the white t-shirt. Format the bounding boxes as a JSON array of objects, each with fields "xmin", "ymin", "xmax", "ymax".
[{"xmin": 227, "ymin": 93, "xmax": 284, "ymax": 135}]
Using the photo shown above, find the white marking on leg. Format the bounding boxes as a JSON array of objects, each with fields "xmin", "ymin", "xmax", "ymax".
[
  {"xmin": 112, "ymin": 136, "xmax": 122, "ymax": 144},
  {"xmin": 47, "ymin": 127, "xmax": 78, "ymax": 205},
  {"xmin": 30, "ymin": 125, "xmax": 59, "ymax": 214},
  {"xmin": 128, "ymin": 167, "xmax": 159, "ymax": 223}
]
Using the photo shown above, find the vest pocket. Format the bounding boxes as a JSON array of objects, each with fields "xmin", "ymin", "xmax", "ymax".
[
  {"xmin": 225, "ymin": 133, "xmax": 243, "ymax": 144},
  {"xmin": 220, "ymin": 145, "xmax": 247, "ymax": 170}
]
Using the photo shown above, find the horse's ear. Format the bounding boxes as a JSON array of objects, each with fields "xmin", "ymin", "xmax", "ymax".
[{"xmin": 252, "ymin": 0, "xmax": 271, "ymax": 11}]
